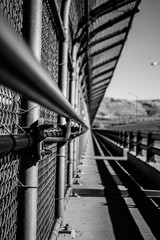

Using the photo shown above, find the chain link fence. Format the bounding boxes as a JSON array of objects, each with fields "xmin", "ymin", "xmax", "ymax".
[
  {"xmin": 0, "ymin": 0, "xmax": 82, "ymax": 239},
  {"xmin": 0, "ymin": 1, "xmax": 23, "ymax": 239},
  {"xmin": 37, "ymin": 1, "xmax": 59, "ymax": 239}
]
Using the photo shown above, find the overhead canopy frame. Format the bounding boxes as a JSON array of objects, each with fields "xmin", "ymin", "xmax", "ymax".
[{"xmin": 72, "ymin": 0, "xmax": 141, "ymax": 124}]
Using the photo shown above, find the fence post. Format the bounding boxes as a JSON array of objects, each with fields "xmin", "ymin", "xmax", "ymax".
[
  {"xmin": 57, "ymin": 0, "xmax": 71, "ymax": 222},
  {"xmin": 119, "ymin": 131, "xmax": 123, "ymax": 146},
  {"xmin": 129, "ymin": 131, "xmax": 134, "ymax": 152},
  {"xmin": 136, "ymin": 131, "xmax": 142, "ymax": 156},
  {"xmin": 17, "ymin": 1, "xmax": 42, "ymax": 240},
  {"xmin": 73, "ymin": 60, "xmax": 79, "ymax": 177},
  {"xmin": 116, "ymin": 131, "xmax": 119, "ymax": 145},
  {"xmin": 146, "ymin": 132, "xmax": 154, "ymax": 162},
  {"xmin": 115, "ymin": 131, "xmax": 118, "ymax": 143},
  {"xmin": 68, "ymin": 44, "xmax": 78, "ymax": 186},
  {"xmin": 123, "ymin": 131, "xmax": 128, "ymax": 148}
]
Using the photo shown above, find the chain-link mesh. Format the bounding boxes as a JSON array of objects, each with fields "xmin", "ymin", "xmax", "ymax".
[
  {"xmin": 37, "ymin": 144, "xmax": 57, "ymax": 240},
  {"xmin": 37, "ymin": 1, "xmax": 59, "ymax": 239},
  {"xmin": 40, "ymin": 0, "xmax": 59, "ymax": 125},
  {"xmin": 0, "ymin": 0, "xmax": 78, "ymax": 239},
  {"xmin": 0, "ymin": 1, "xmax": 23, "ymax": 240},
  {"xmin": 0, "ymin": 0, "xmax": 23, "ymax": 38}
]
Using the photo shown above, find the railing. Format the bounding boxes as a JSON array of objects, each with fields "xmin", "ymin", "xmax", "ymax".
[
  {"xmin": 0, "ymin": 14, "xmax": 88, "ymax": 157},
  {"xmin": 97, "ymin": 130, "xmax": 160, "ymax": 163},
  {"xmin": 0, "ymin": 15, "xmax": 87, "ymax": 127},
  {"xmin": 0, "ymin": 2, "xmax": 88, "ymax": 240}
]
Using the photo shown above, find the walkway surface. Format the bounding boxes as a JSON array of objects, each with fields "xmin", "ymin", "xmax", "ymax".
[{"xmin": 57, "ymin": 133, "xmax": 157, "ymax": 240}]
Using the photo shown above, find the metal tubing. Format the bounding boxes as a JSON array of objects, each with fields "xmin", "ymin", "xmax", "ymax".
[
  {"xmin": 17, "ymin": 2, "xmax": 42, "ymax": 240},
  {"xmin": 58, "ymin": 0, "xmax": 71, "ymax": 105},
  {"xmin": 44, "ymin": 137, "xmax": 67, "ymax": 143},
  {"xmin": 0, "ymin": 134, "xmax": 34, "ymax": 154},
  {"xmin": 64, "ymin": 187, "xmax": 72, "ymax": 207},
  {"xmin": 49, "ymin": 218, "xmax": 62, "ymax": 240},
  {"xmin": 50, "ymin": 0, "xmax": 65, "ymax": 42},
  {"xmin": 68, "ymin": 44, "xmax": 79, "ymax": 186},
  {"xmin": 57, "ymin": 0, "xmax": 71, "ymax": 222},
  {"xmin": 0, "ymin": 122, "xmax": 82, "ymax": 156},
  {"xmin": 44, "ymin": 119, "xmax": 71, "ymax": 143},
  {"xmin": 68, "ymin": 140, "xmax": 73, "ymax": 186},
  {"xmin": 0, "ymin": 14, "xmax": 86, "ymax": 126},
  {"xmin": 56, "ymin": 151, "xmax": 65, "ymax": 221},
  {"xmin": 73, "ymin": 60, "xmax": 79, "ymax": 176},
  {"xmin": 73, "ymin": 139, "xmax": 77, "ymax": 177}
]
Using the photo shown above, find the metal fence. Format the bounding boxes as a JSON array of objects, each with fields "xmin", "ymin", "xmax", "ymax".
[
  {"xmin": 0, "ymin": 1, "xmax": 23, "ymax": 239},
  {"xmin": 99, "ymin": 130, "xmax": 160, "ymax": 163},
  {"xmin": 37, "ymin": 1, "xmax": 59, "ymax": 239},
  {"xmin": 0, "ymin": 1, "xmax": 88, "ymax": 240}
]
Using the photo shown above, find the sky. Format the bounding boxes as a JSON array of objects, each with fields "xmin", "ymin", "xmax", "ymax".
[{"xmin": 105, "ymin": 0, "xmax": 160, "ymax": 100}]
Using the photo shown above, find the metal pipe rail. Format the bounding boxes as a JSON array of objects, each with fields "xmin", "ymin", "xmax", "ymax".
[
  {"xmin": 0, "ymin": 14, "xmax": 87, "ymax": 128},
  {"xmin": 0, "ymin": 133, "xmax": 34, "ymax": 154},
  {"xmin": 0, "ymin": 122, "xmax": 86, "ymax": 155},
  {"xmin": 97, "ymin": 129, "xmax": 160, "ymax": 163}
]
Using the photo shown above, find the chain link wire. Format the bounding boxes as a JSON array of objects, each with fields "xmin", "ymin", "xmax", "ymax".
[
  {"xmin": 0, "ymin": 1, "xmax": 23, "ymax": 240},
  {"xmin": 40, "ymin": 0, "xmax": 59, "ymax": 126},
  {"xmin": 37, "ymin": 145, "xmax": 57, "ymax": 240},
  {"xmin": 37, "ymin": 1, "xmax": 59, "ymax": 239},
  {"xmin": 0, "ymin": 0, "xmax": 73, "ymax": 239}
]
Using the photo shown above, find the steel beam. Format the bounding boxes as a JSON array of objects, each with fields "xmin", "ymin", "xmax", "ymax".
[
  {"xmin": 91, "ymin": 57, "xmax": 117, "ymax": 71},
  {"xmin": 90, "ymin": 8, "xmax": 139, "ymax": 39},
  {"xmin": 91, "ymin": 68, "xmax": 114, "ymax": 81},
  {"xmin": 89, "ymin": 27, "xmax": 128, "ymax": 48},
  {"xmin": 90, "ymin": 39, "xmax": 124, "ymax": 57}
]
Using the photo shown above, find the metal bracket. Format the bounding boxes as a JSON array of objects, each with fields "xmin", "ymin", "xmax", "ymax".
[
  {"xmin": 59, "ymin": 224, "xmax": 76, "ymax": 238},
  {"xmin": 43, "ymin": 119, "xmax": 72, "ymax": 144},
  {"xmin": 19, "ymin": 121, "xmax": 54, "ymax": 160}
]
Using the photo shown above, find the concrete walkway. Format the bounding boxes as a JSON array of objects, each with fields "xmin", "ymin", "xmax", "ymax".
[{"xmin": 57, "ymin": 133, "xmax": 158, "ymax": 240}]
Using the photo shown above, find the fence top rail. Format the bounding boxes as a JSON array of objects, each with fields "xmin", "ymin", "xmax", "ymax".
[
  {"xmin": 139, "ymin": 132, "xmax": 148, "ymax": 138},
  {"xmin": 94, "ymin": 129, "xmax": 160, "ymax": 141},
  {"xmin": 151, "ymin": 132, "xmax": 160, "ymax": 141},
  {"xmin": 0, "ymin": 15, "xmax": 87, "ymax": 128}
]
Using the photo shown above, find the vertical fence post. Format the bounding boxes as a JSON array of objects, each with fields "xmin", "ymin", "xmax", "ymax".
[
  {"xmin": 136, "ymin": 131, "xmax": 142, "ymax": 156},
  {"xmin": 68, "ymin": 44, "xmax": 78, "ymax": 186},
  {"xmin": 17, "ymin": 1, "xmax": 42, "ymax": 240},
  {"xmin": 146, "ymin": 132, "xmax": 154, "ymax": 162},
  {"xmin": 120, "ymin": 131, "xmax": 123, "ymax": 146},
  {"xmin": 124, "ymin": 131, "xmax": 128, "ymax": 148},
  {"xmin": 68, "ymin": 140, "xmax": 73, "ymax": 186},
  {"xmin": 76, "ymin": 66, "xmax": 81, "ymax": 167},
  {"xmin": 73, "ymin": 138, "xmax": 77, "ymax": 177},
  {"xmin": 117, "ymin": 131, "xmax": 120, "ymax": 145},
  {"xmin": 129, "ymin": 131, "xmax": 134, "ymax": 152},
  {"xmin": 73, "ymin": 60, "xmax": 79, "ymax": 177},
  {"xmin": 114, "ymin": 131, "xmax": 118, "ymax": 143},
  {"xmin": 57, "ymin": 0, "xmax": 71, "ymax": 222}
]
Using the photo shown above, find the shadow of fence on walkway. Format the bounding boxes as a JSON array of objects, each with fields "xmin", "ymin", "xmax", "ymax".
[
  {"xmin": 96, "ymin": 159, "xmax": 145, "ymax": 240},
  {"xmin": 108, "ymin": 160, "xmax": 160, "ymax": 240}
]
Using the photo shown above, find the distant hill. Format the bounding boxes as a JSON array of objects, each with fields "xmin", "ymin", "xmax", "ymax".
[{"xmin": 93, "ymin": 98, "xmax": 160, "ymax": 128}]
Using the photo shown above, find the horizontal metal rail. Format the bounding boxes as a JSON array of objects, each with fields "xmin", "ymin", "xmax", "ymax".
[
  {"xmin": 81, "ymin": 155, "xmax": 127, "ymax": 160},
  {"xmin": 0, "ymin": 122, "xmax": 86, "ymax": 155},
  {"xmin": 0, "ymin": 133, "xmax": 34, "ymax": 154},
  {"xmin": 95, "ymin": 129, "xmax": 160, "ymax": 163},
  {"xmin": 0, "ymin": 15, "xmax": 87, "ymax": 128}
]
